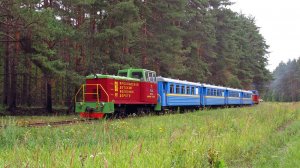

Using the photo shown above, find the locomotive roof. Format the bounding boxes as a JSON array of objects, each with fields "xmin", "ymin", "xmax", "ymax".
[
  {"xmin": 157, "ymin": 77, "xmax": 202, "ymax": 86},
  {"xmin": 86, "ymin": 74, "xmax": 140, "ymax": 81}
]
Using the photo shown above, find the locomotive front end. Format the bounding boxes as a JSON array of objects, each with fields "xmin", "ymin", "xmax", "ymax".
[{"xmin": 75, "ymin": 75, "xmax": 115, "ymax": 119}]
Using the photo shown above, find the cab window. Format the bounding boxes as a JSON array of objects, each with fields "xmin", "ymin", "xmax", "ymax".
[
  {"xmin": 132, "ymin": 72, "xmax": 143, "ymax": 79},
  {"xmin": 145, "ymin": 72, "xmax": 149, "ymax": 80},
  {"xmin": 118, "ymin": 72, "xmax": 127, "ymax": 77},
  {"xmin": 145, "ymin": 71, "xmax": 156, "ymax": 82}
]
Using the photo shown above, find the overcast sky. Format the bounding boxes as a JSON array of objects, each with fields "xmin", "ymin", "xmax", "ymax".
[{"xmin": 230, "ymin": 0, "xmax": 300, "ymax": 71}]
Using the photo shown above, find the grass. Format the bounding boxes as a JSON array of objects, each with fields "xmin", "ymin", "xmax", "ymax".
[{"xmin": 0, "ymin": 102, "xmax": 299, "ymax": 167}]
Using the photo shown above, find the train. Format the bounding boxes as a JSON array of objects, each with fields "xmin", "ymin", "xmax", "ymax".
[{"xmin": 75, "ymin": 68, "xmax": 260, "ymax": 119}]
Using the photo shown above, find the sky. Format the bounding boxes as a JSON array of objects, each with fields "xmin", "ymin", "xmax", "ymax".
[{"xmin": 230, "ymin": 0, "xmax": 300, "ymax": 71}]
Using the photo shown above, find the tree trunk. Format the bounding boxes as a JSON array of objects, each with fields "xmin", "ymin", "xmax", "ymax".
[
  {"xmin": 9, "ymin": 65, "xmax": 17, "ymax": 113},
  {"xmin": 27, "ymin": 58, "xmax": 32, "ymax": 106},
  {"xmin": 6, "ymin": 29, "xmax": 17, "ymax": 114},
  {"xmin": 46, "ymin": 79, "xmax": 52, "ymax": 113},
  {"xmin": 3, "ymin": 30, "xmax": 10, "ymax": 106},
  {"xmin": 22, "ymin": 73, "xmax": 28, "ymax": 105}
]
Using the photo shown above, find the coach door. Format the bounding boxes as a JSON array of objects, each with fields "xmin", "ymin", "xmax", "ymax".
[{"xmin": 163, "ymin": 82, "xmax": 167, "ymax": 106}]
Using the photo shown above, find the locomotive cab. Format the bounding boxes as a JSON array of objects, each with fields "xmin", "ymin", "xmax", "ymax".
[{"xmin": 117, "ymin": 69, "xmax": 157, "ymax": 82}]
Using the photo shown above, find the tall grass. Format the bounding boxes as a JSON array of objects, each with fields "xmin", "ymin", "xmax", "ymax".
[{"xmin": 0, "ymin": 102, "xmax": 299, "ymax": 167}]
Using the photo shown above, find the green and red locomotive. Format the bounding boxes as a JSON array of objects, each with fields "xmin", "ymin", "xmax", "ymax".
[{"xmin": 75, "ymin": 68, "xmax": 160, "ymax": 119}]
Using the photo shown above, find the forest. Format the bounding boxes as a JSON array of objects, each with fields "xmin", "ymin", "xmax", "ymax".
[
  {"xmin": 265, "ymin": 58, "xmax": 300, "ymax": 102},
  {"xmin": 0, "ymin": 0, "xmax": 272, "ymax": 114}
]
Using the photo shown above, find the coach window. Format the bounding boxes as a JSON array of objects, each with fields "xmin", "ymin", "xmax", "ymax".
[
  {"xmin": 191, "ymin": 87, "xmax": 195, "ymax": 95},
  {"xmin": 181, "ymin": 86, "xmax": 185, "ymax": 94},
  {"xmin": 176, "ymin": 85, "xmax": 180, "ymax": 94},
  {"xmin": 207, "ymin": 89, "xmax": 210, "ymax": 96},
  {"xmin": 213, "ymin": 89, "xmax": 216, "ymax": 96},
  {"xmin": 187, "ymin": 86, "xmax": 190, "ymax": 94},
  {"xmin": 170, "ymin": 84, "xmax": 174, "ymax": 93},
  {"xmin": 217, "ymin": 90, "xmax": 222, "ymax": 96}
]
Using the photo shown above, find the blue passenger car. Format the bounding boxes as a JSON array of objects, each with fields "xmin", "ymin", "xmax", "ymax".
[
  {"xmin": 226, "ymin": 88, "xmax": 242, "ymax": 105},
  {"xmin": 241, "ymin": 90, "xmax": 253, "ymax": 105},
  {"xmin": 157, "ymin": 77, "xmax": 201, "ymax": 108},
  {"xmin": 201, "ymin": 84, "xmax": 226, "ymax": 106}
]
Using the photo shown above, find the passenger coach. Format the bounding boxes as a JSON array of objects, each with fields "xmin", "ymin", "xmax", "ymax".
[
  {"xmin": 157, "ymin": 77, "xmax": 201, "ymax": 111},
  {"xmin": 201, "ymin": 84, "xmax": 226, "ymax": 106},
  {"xmin": 226, "ymin": 88, "xmax": 242, "ymax": 105}
]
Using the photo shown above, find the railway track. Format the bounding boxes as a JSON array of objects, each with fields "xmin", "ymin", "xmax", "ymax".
[
  {"xmin": 0, "ymin": 119, "xmax": 95, "ymax": 128},
  {"xmin": 26, "ymin": 120, "xmax": 94, "ymax": 127}
]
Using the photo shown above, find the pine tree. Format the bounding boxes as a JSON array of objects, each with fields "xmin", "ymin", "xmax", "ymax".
[{"xmin": 135, "ymin": 0, "xmax": 187, "ymax": 77}]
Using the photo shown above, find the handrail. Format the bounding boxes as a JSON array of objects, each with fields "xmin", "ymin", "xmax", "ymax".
[
  {"xmin": 157, "ymin": 94, "xmax": 161, "ymax": 103},
  {"xmin": 85, "ymin": 84, "xmax": 110, "ymax": 102},
  {"xmin": 83, "ymin": 84, "xmax": 85, "ymax": 102},
  {"xmin": 74, "ymin": 85, "xmax": 83, "ymax": 103},
  {"xmin": 74, "ymin": 84, "xmax": 110, "ymax": 103}
]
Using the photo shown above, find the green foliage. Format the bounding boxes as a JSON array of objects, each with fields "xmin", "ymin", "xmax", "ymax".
[
  {"xmin": 31, "ymin": 54, "xmax": 65, "ymax": 76},
  {"xmin": 266, "ymin": 58, "xmax": 300, "ymax": 102}
]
